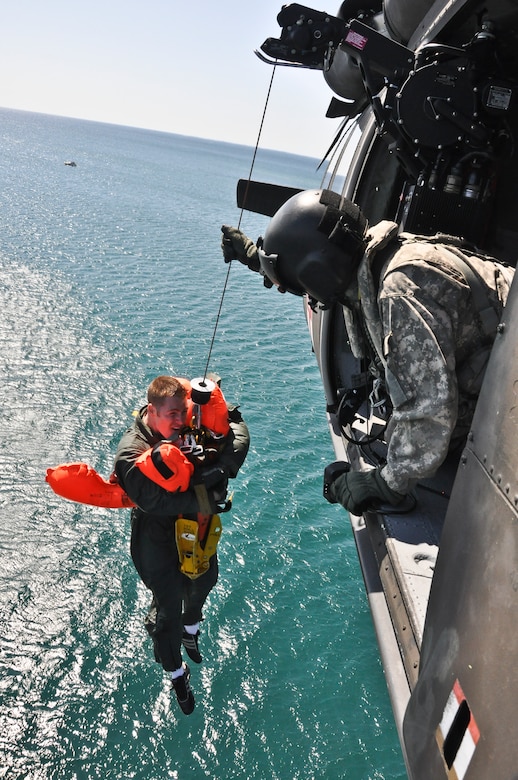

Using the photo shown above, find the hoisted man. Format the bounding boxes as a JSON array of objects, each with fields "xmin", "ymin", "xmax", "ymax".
[{"xmin": 113, "ymin": 374, "xmax": 249, "ymax": 715}]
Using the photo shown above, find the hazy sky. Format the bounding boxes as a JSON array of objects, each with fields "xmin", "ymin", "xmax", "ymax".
[{"xmin": 0, "ymin": 0, "xmax": 343, "ymax": 157}]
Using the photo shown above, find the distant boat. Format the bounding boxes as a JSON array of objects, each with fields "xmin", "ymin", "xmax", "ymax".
[{"xmin": 64, "ymin": 161, "xmax": 76, "ymax": 167}]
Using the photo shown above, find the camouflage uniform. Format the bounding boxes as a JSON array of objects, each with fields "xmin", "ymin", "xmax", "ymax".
[{"xmin": 354, "ymin": 221, "xmax": 514, "ymax": 494}]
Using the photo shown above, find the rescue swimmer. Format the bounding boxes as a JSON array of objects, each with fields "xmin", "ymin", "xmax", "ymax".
[
  {"xmin": 114, "ymin": 375, "xmax": 249, "ymax": 715},
  {"xmin": 47, "ymin": 374, "xmax": 249, "ymax": 715},
  {"xmin": 221, "ymin": 188, "xmax": 513, "ymax": 514}
]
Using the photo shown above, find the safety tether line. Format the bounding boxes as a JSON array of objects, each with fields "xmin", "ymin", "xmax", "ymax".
[{"xmin": 202, "ymin": 62, "xmax": 278, "ymax": 382}]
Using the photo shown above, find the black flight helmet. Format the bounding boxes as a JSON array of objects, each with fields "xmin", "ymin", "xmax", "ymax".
[{"xmin": 257, "ymin": 189, "xmax": 367, "ymax": 307}]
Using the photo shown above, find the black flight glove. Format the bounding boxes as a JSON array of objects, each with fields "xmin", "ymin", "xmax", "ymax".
[
  {"xmin": 221, "ymin": 225, "xmax": 261, "ymax": 272},
  {"xmin": 323, "ymin": 462, "xmax": 404, "ymax": 515},
  {"xmin": 200, "ymin": 464, "xmax": 229, "ymax": 504},
  {"xmin": 197, "ymin": 464, "xmax": 228, "ymax": 492},
  {"xmin": 208, "ymin": 478, "xmax": 232, "ymax": 513}
]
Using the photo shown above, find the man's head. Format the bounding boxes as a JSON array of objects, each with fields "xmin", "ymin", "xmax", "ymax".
[
  {"xmin": 257, "ymin": 189, "xmax": 367, "ymax": 307},
  {"xmin": 146, "ymin": 375, "xmax": 189, "ymax": 439}
]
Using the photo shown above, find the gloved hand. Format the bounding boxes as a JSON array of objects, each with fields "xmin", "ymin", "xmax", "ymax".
[
  {"xmin": 324, "ymin": 465, "xmax": 404, "ymax": 515},
  {"xmin": 221, "ymin": 225, "xmax": 260, "ymax": 272},
  {"xmin": 194, "ymin": 466, "xmax": 230, "ymax": 513},
  {"xmin": 323, "ymin": 461, "xmax": 350, "ymax": 503},
  {"xmin": 206, "ymin": 477, "xmax": 233, "ymax": 513},
  {"xmin": 197, "ymin": 464, "xmax": 228, "ymax": 491}
]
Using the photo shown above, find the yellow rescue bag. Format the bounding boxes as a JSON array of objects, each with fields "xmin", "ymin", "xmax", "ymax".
[{"xmin": 175, "ymin": 515, "xmax": 222, "ymax": 579}]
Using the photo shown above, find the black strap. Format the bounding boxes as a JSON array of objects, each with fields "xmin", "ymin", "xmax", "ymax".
[
  {"xmin": 443, "ymin": 246, "xmax": 500, "ymax": 339},
  {"xmin": 150, "ymin": 445, "xmax": 175, "ymax": 480},
  {"xmin": 398, "ymin": 234, "xmax": 502, "ymax": 340}
]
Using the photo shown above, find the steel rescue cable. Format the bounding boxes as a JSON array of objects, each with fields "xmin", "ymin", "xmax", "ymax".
[{"xmin": 201, "ymin": 62, "xmax": 278, "ymax": 384}]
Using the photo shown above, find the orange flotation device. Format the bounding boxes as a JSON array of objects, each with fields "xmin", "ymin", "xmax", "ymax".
[
  {"xmin": 46, "ymin": 446, "xmax": 194, "ymax": 507},
  {"xmin": 45, "ymin": 462, "xmax": 136, "ymax": 508},
  {"xmin": 182, "ymin": 379, "xmax": 230, "ymax": 438},
  {"xmin": 195, "ymin": 383, "xmax": 230, "ymax": 438},
  {"xmin": 46, "ymin": 378, "xmax": 231, "ymax": 508},
  {"xmin": 134, "ymin": 442, "xmax": 194, "ymax": 491}
]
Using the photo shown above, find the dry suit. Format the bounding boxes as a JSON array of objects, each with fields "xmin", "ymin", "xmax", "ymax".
[{"xmin": 114, "ymin": 403, "xmax": 250, "ymax": 671}]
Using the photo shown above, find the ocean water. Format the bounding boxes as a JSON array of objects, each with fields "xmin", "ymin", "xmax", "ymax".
[{"xmin": 0, "ymin": 108, "xmax": 406, "ymax": 780}]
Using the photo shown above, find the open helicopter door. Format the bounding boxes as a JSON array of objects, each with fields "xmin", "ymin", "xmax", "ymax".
[{"xmin": 402, "ymin": 272, "xmax": 518, "ymax": 778}]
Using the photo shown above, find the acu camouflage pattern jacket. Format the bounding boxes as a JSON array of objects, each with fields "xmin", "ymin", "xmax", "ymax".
[{"xmin": 354, "ymin": 221, "xmax": 514, "ymax": 494}]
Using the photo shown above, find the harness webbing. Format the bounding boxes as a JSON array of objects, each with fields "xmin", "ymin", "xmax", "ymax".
[
  {"xmin": 441, "ymin": 246, "xmax": 500, "ymax": 339},
  {"xmin": 397, "ymin": 231, "xmax": 503, "ymax": 340}
]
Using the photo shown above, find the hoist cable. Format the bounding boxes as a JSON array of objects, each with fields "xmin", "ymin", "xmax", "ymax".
[{"xmin": 202, "ymin": 62, "xmax": 278, "ymax": 382}]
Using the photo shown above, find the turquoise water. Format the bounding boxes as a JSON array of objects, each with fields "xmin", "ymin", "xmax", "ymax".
[{"xmin": 0, "ymin": 108, "xmax": 405, "ymax": 779}]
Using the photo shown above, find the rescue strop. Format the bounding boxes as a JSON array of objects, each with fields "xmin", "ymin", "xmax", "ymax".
[{"xmin": 134, "ymin": 442, "xmax": 194, "ymax": 492}]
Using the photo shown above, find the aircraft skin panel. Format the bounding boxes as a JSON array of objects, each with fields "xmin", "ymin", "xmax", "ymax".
[
  {"xmin": 402, "ymin": 273, "xmax": 518, "ymax": 778},
  {"xmin": 403, "ymin": 452, "xmax": 518, "ymax": 778}
]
